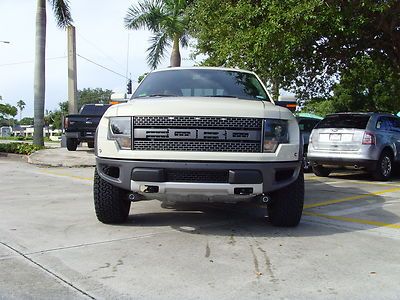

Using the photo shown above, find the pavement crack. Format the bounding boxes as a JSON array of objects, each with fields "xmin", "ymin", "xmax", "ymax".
[
  {"xmin": 0, "ymin": 242, "xmax": 96, "ymax": 299},
  {"xmin": 257, "ymin": 246, "xmax": 277, "ymax": 282},
  {"xmin": 205, "ymin": 242, "xmax": 211, "ymax": 258},
  {"xmin": 250, "ymin": 244, "xmax": 261, "ymax": 277}
]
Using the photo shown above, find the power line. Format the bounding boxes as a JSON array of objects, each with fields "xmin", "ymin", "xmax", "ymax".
[
  {"xmin": 1, "ymin": 53, "xmax": 129, "ymax": 80},
  {"xmin": 77, "ymin": 32, "xmax": 125, "ymax": 70},
  {"xmin": 77, "ymin": 54, "xmax": 128, "ymax": 79},
  {"xmin": 0, "ymin": 56, "xmax": 67, "ymax": 67}
]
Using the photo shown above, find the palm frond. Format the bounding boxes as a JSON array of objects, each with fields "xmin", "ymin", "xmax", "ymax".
[
  {"xmin": 49, "ymin": 0, "xmax": 73, "ymax": 28},
  {"xmin": 147, "ymin": 31, "xmax": 171, "ymax": 69},
  {"xmin": 124, "ymin": 0, "xmax": 165, "ymax": 32}
]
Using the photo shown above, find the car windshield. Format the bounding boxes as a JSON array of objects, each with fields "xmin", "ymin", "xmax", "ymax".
[
  {"xmin": 315, "ymin": 114, "xmax": 371, "ymax": 129},
  {"xmin": 132, "ymin": 69, "xmax": 270, "ymax": 101}
]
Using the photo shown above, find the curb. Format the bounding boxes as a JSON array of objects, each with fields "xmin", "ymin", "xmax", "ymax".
[{"xmin": 27, "ymin": 148, "xmax": 95, "ymax": 168}]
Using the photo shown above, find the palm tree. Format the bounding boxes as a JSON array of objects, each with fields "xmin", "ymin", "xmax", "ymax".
[
  {"xmin": 125, "ymin": 0, "xmax": 190, "ymax": 69},
  {"xmin": 16, "ymin": 100, "xmax": 26, "ymax": 121},
  {"xmin": 33, "ymin": 0, "xmax": 72, "ymax": 146}
]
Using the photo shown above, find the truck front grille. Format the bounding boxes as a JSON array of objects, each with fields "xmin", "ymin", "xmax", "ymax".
[
  {"xmin": 134, "ymin": 116, "xmax": 262, "ymax": 129},
  {"xmin": 133, "ymin": 140, "xmax": 261, "ymax": 152},
  {"xmin": 132, "ymin": 116, "xmax": 263, "ymax": 153},
  {"xmin": 166, "ymin": 169, "xmax": 228, "ymax": 183}
]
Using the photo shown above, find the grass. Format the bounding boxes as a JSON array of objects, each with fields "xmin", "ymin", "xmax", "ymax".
[{"xmin": 0, "ymin": 142, "xmax": 44, "ymax": 155}]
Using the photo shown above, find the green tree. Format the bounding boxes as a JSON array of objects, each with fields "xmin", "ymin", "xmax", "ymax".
[
  {"xmin": 16, "ymin": 100, "xmax": 26, "ymax": 120},
  {"xmin": 34, "ymin": 0, "xmax": 72, "ymax": 146},
  {"xmin": 125, "ymin": 0, "xmax": 191, "ymax": 69},
  {"xmin": 0, "ymin": 99, "xmax": 18, "ymax": 127},
  {"xmin": 189, "ymin": 0, "xmax": 400, "ymax": 100},
  {"xmin": 0, "ymin": 98, "xmax": 18, "ymax": 119},
  {"xmin": 303, "ymin": 56, "xmax": 400, "ymax": 115},
  {"xmin": 45, "ymin": 101, "xmax": 69, "ymax": 129},
  {"xmin": 19, "ymin": 117, "xmax": 34, "ymax": 126},
  {"xmin": 78, "ymin": 88, "xmax": 112, "ymax": 110}
]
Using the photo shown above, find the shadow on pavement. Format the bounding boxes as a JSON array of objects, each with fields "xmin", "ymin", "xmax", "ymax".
[{"xmin": 113, "ymin": 176, "xmax": 400, "ymax": 237}]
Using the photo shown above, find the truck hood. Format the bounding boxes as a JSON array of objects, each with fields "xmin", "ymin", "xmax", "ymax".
[{"xmin": 104, "ymin": 97, "xmax": 290, "ymax": 119}]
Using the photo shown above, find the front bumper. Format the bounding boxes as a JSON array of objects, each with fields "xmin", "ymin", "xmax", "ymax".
[{"xmin": 96, "ymin": 157, "xmax": 301, "ymax": 198}]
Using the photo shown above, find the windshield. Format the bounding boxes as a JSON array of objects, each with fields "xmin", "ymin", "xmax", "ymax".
[
  {"xmin": 80, "ymin": 104, "xmax": 111, "ymax": 115},
  {"xmin": 133, "ymin": 69, "xmax": 270, "ymax": 101},
  {"xmin": 316, "ymin": 114, "xmax": 371, "ymax": 129}
]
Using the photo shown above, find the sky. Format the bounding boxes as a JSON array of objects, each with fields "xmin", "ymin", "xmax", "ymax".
[{"xmin": 0, "ymin": 0, "xmax": 198, "ymax": 117}]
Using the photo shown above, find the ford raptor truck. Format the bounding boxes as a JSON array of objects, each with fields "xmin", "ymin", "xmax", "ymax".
[{"xmin": 93, "ymin": 67, "xmax": 304, "ymax": 227}]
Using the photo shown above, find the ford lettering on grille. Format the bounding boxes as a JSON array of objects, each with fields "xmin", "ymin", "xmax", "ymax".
[
  {"xmin": 132, "ymin": 116, "xmax": 263, "ymax": 152},
  {"xmin": 134, "ymin": 128, "xmax": 260, "ymax": 141}
]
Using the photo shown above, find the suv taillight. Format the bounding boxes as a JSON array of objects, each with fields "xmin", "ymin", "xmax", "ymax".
[
  {"xmin": 362, "ymin": 132, "xmax": 375, "ymax": 145},
  {"xmin": 64, "ymin": 117, "xmax": 69, "ymax": 129}
]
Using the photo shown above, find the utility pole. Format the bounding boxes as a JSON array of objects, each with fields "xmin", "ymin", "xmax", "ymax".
[{"xmin": 67, "ymin": 26, "xmax": 78, "ymax": 114}]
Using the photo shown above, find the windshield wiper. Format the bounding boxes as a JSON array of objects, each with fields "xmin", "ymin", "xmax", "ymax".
[
  {"xmin": 203, "ymin": 95, "xmax": 238, "ymax": 98},
  {"xmin": 134, "ymin": 94, "xmax": 177, "ymax": 98}
]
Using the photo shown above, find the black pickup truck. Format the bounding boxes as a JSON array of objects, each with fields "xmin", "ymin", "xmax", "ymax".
[{"xmin": 64, "ymin": 104, "xmax": 111, "ymax": 151}]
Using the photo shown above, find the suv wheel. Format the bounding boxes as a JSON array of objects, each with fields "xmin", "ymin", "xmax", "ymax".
[
  {"xmin": 312, "ymin": 164, "xmax": 331, "ymax": 177},
  {"xmin": 93, "ymin": 168, "xmax": 131, "ymax": 224},
  {"xmin": 372, "ymin": 150, "xmax": 393, "ymax": 181},
  {"xmin": 66, "ymin": 138, "xmax": 78, "ymax": 151},
  {"xmin": 268, "ymin": 170, "xmax": 304, "ymax": 227}
]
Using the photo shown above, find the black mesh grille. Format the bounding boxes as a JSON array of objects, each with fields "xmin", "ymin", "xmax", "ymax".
[
  {"xmin": 166, "ymin": 170, "xmax": 228, "ymax": 183},
  {"xmin": 133, "ymin": 140, "xmax": 261, "ymax": 152},
  {"xmin": 134, "ymin": 116, "xmax": 262, "ymax": 129}
]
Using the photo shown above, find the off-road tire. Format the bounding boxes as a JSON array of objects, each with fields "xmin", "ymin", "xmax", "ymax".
[
  {"xmin": 66, "ymin": 138, "xmax": 78, "ymax": 151},
  {"xmin": 93, "ymin": 168, "xmax": 131, "ymax": 224},
  {"xmin": 372, "ymin": 150, "xmax": 393, "ymax": 181},
  {"xmin": 312, "ymin": 164, "xmax": 331, "ymax": 177},
  {"xmin": 87, "ymin": 141, "xmax": 95, "ymax": 149},
  {"xmin": 268, "ymin": 170, "xmax": 304, "ymax": 227}
]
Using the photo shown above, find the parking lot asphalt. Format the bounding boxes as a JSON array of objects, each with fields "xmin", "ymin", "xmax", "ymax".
[{"xmin": 1, "ymin": 155, "xmax": 400, "ymax": 299}]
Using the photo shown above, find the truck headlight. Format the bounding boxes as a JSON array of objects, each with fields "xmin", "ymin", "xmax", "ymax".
[
  {"xmin": 263, "ymin": 119, "xmax": 289, "ymax": 152},
  {"xmin": 108, "ymin": 117, "xmax": 132, "ymax": 149}
]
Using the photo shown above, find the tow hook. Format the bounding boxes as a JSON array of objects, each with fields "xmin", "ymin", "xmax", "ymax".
[
  {"xmin": 128, "ymin": 193, "xmax": 143, "ymax": 202},
  {"xmin": 261, "ymin": 194, "xmax": 272, "ymax": 205},
  {"xmin": 254, "ymin": 193, "xmax": 271, "ymax": 206}
]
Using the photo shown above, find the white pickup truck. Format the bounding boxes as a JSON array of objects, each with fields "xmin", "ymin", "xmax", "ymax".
[{"xmin": 94, "ymin": 67, "xmax": 304, "ymax": 226}]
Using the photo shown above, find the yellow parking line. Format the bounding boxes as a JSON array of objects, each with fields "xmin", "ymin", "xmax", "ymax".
[
  {"xmin": 305, "ymin": 177, "xmax": 400, "ymax": 188},
  {"xmin": 348, "ymin": 181, "xmax": 400, "ymax": 188},
  {"xmin": 304, "ymin": 211, "xmax": 400, "ymax": 229},
  {"xmin": 40, "ymin": 170, "xmax": 92, "ymax": 181},
  {"xmin": 304, "ymin": 187, "xmax": 400, "ymax": 209}
]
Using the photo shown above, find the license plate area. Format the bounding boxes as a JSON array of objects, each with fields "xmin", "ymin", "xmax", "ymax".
[{"xmin": 330, "ymin": 133, "xmax": 341, "ymax": 141}]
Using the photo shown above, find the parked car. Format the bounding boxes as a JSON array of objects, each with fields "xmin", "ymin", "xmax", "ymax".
[
  {"xmin": 295, "ymin": 113, "xmax": 323, "ymax": 171},
  {"xmin": 64, "ymin": 104, "xmax": 111, "ymax": 151},
  {"xmin": 307, "ymin": 112, "xmax": 400, "ymax": 180}
]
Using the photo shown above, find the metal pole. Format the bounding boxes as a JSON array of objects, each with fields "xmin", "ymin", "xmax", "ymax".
[{"xmin": 67, "ymin": 26, "xmax": 78, "ymax": 114}]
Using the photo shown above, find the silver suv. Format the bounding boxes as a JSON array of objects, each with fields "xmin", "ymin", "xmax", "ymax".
[{"xmin": 307, "ymin": 112, "xmax": 400, "ymax": 180}]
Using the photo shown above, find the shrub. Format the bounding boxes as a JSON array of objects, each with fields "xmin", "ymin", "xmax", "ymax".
[{"xmin": 0, "ymin": 142, "xmax": 44, "ymax": 155}]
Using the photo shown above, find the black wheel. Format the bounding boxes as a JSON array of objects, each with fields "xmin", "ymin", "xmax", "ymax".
[
  {"xmin": 93, "ymin": 168, "xmax": 131, "ymax": 224},
  {"xmin": 66, "ymin": 138, "xmax": 78, "ymax": 151},
  {"xmin": 372, "ymin": 150, "xmax": 393, "ymax": 181},
  {"xmin": 87, "ymin": 141, "xmax": 95, "ymax": 149},
  {"xmin": 312, "ymin": 164, "xmax": 331, "ymax": 177},
  {"xmin": 268, "ymin": 170, "xmax": 304, "ymax": 227}
]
